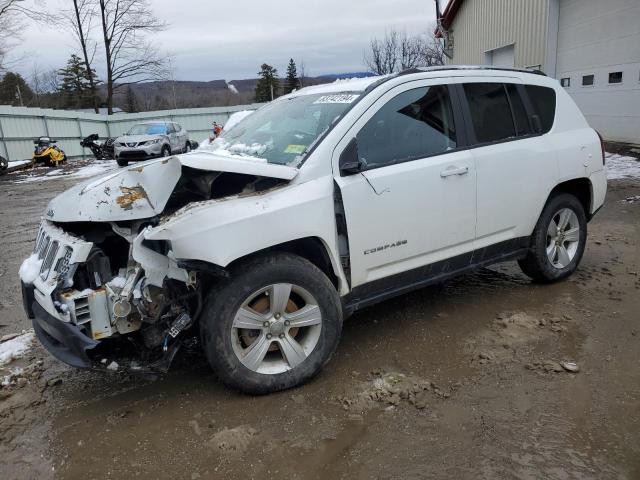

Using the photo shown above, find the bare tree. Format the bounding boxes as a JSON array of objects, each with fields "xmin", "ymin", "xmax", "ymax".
[
  {"xmin": 365, "ymin": 30, "xmax": 399, "ymax": 75},
  {"xmin": 365, "ymin": 28, "xmax": 444, "ymax": 75},
  {"xmin": 0, "ymin": 0, "xmax": 47, "ymax": 71},
  {"xmin": 297, "ymin": 58, "xmax": 307, "ymax": 88},
  {"xmin": 97, "ymin": 0, "xmax": 167, "ymax": 114},
  {"xmin": 29, "ymin": 64, "xmax": 62, "ymax": 108},
  {"xmin": 59, "ymin": 0, "xmax": 101, "ymax": 112}
]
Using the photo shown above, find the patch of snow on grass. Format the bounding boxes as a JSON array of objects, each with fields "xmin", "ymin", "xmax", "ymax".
[
  {"xmin": 19, "ymin": 254, "xmax": 43, "ymax": 285},
  {"xmin": 8, "ymin": 160, "xmax": 31, "ymax": 169},
  {"xmin": 0, "ymin": 330, "xmax": 35, "ymax": 366},
  {"xmin": 13, "ymin": 160, "xmax": 117, "ymax": 184},
  {"xmin": 606, "ymin": 153, "xmax": 640, "ymax": 180}
]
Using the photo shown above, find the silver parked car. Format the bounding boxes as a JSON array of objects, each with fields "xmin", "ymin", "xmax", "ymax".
[{"xmin": 114, "ymin": 121, "xmax": 190, "ymax": 166}]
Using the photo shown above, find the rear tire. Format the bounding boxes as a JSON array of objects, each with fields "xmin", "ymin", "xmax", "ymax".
[
  {"xmin": 116, "ymin": 158, "xmax": 128, "ymax": 167},
  {"xmin": 518, "ymin": 193, "xmax": 587, "ymax": 283},
  {"xmin": 200, "ymin": 253, "xmax": 343, "ymax": 395}
]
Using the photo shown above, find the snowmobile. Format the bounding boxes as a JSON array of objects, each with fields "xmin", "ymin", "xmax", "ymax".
[
  {"xmin": 80, "ymin": 133, "xmax": 116, "ymax": 160},
  {"xmin": 32, "ymin": 137, "xmax": 67, "ymax": 166}
]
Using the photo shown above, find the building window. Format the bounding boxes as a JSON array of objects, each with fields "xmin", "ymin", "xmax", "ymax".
[
  {"xmin": 582, "ymin": 75, "xmax": 594, "ymax": 86},
  {"xmin": 560, "ymin": 77, "xmax": 570, "ymax": 87},
  {"xmin": 609, "ymin": 72, "xmax": 623, "ymax": 84}
]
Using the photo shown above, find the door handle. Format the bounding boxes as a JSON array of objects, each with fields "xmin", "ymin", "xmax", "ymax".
[{"xmin": 440, "ymin": 166, "xmax": 469, "ymax": 178}]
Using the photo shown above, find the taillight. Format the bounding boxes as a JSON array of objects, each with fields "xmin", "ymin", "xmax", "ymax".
[{"xmin": 596, "ymin": 131, "xmax": 605, "ymax": 166}]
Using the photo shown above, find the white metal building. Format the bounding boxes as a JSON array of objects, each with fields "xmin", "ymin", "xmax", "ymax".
[{"xmin": 439, "ymin": 0, "xmax": 640, "ymax": 143}]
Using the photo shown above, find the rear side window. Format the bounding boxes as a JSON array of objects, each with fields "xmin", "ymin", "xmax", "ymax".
[
  {"xmin": 357, "ymin": 85, "xmax": 457, "ymax": 169},
  {"xmin": 524, "ymin": 85, "xmax": 556, "ymax": 134},
  {"xmin": 463, "ymin": 83, "xmax": 516, "ymax": 143}
]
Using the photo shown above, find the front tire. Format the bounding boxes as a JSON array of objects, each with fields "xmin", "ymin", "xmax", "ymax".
[
  {"xmin": 518, "ymin": 193, "xmax": 587, "ymax": 283},
  {"xmin": 116, "ymin": 158, "xmax": 128, "ymax": 167},
  {"xmin": 200, "ymin": 253, "xmax": 343, "ymax": 394},
  {"xmin": 161, "ymin": 145, "xmax": 171, "ymax": 158}
]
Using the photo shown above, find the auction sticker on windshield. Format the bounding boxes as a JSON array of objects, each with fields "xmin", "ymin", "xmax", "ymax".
[
  {"xmin": 284, "ymin": 144, "xmax": 307, "ymax": 154},
  {"xmin": 313, "ymin": 94, "xmax": 360, "ymax": 104}
]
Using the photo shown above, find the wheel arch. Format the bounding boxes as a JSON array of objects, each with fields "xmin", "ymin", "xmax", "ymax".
[
  {"xmin": 226, "ymin": 236, "xmax": 341, "ymax": 290},
  {"xmin": 547, "ymin": 177, "xmax": 594, "ymax": 219}
]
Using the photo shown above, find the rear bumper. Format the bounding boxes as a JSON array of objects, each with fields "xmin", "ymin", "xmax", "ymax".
[{"xmin": 24, "ymin": 282, "xmax": 98, "ymax": 369}]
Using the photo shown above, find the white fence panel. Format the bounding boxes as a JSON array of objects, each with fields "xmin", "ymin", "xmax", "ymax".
[{"xmin": 0, "ymin": 103, "xmax": 263, "ymax": 161}]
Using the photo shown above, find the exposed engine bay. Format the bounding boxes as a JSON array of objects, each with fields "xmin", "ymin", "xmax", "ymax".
[{"xmin": 25, "ymin": 154, "xmax": 296, "ymax": 373}]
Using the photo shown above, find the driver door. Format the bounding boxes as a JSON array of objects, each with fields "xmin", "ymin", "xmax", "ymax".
[{"xmin": 333, "ymin": 81, "xmax": 477, "ymax": 290}]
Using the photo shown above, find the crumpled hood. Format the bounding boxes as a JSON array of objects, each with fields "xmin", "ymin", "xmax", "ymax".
[{"xmin": 45, "ymin": 153, "xmax": 298, "ymax": 222}]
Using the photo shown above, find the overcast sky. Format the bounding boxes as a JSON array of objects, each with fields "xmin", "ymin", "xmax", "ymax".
[{"xmin": 16, "ymin": 0, "xmax": 437, "ymax": 81}]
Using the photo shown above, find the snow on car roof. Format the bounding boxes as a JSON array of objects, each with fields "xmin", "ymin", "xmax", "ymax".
[{"xmin": 292, "ymin": 75, "xmax": 388, "ymax": 96}]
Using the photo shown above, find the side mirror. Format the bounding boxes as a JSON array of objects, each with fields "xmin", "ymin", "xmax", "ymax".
[{"xmin": 339, "ymin": 138, "xmax": 363, "ymax": 176}]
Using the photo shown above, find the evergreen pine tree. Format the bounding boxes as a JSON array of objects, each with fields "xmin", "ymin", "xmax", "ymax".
[
  {"xmin": 57, "ymin": 54, "xmax": 98, "ymax": 109},
  {"xmin": 0, "ymin": 72, "xmax": 35, "ymax": 106},
  {"xmin": 284, "ymin": 59, "xmax": 300, "ymax": 94},
  {"xmin": 255, "ymin": 64, "xmax": 280, "ymax": 102}
]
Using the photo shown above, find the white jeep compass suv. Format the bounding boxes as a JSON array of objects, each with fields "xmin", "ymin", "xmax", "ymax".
[{"xmin": 21, "ymin": 67, "xmax": 607, "ymax": 394}]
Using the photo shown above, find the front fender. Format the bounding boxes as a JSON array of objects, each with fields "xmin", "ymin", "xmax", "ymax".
[{"xmin": 145, "ymin": 176, "xmax": 348, "ymax": 293}]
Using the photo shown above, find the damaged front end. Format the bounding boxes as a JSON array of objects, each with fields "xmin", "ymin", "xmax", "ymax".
[{"xmin": 22, "ymin": 154, "xmax": 297, "ymax": 373}]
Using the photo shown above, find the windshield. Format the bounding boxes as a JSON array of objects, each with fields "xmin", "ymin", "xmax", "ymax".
[
  {"xmin": 127, "ymin": 123, "xmax": 167, "ymax": 136},
  {"xmin": 210, "ymin": 93, "xmax": 360, "ymax": 165}
]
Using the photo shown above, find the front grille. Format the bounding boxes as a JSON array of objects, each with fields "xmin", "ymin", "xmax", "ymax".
[
  {"xmin": 33, "ymin": 226, "xmax": 75, "ymax": 283},
  {"xmin": 40, "ymin": 241, "xmax": 59, "ymax": 280},
  {"xmin": 119, "ymin": 150, "xmax": 149, "ymax": 159},
  {"xmin": 54, "ymin": 247, "xmax": 73, "ymax": 276}
]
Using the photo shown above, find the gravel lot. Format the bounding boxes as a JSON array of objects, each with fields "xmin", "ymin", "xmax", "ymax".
[{"xmin": 1, "ymin": 158, "xmax": 639, "ymax": 479}]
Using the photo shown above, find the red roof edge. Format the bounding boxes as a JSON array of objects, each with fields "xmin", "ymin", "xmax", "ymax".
[{"xmin": 441, "ymin": 0, "xmax": 464, "ymax": 30}]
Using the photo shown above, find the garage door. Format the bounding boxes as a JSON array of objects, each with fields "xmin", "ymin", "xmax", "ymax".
[{"xmin": 486, "ymin": 45, "xmax": 515, "ymax": 68}]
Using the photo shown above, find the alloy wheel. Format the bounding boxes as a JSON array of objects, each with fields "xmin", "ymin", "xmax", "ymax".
[
  {"xmin": 546, "ymin": 208, "xmax": 580, "ymax": 269},
  {"xmin": 230, "ymin": 283, "xmax": 322, "ymax": 375}
]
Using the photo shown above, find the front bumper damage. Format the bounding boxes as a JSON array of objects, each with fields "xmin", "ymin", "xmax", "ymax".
[
  {"xmin": 27, "ymin": 290, "xmax": 97, "ymax": 369},
  {"xmin": 115, "ymin": 143, "xmax": 163, "ymax": 161},
  {"xmin": 22, "ymin": 220, "xmax": 191, "ymax": 374}
]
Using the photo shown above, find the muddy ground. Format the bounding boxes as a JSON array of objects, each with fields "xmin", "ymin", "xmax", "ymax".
[{"xmin": 1, "ymin": 161, "xmax": 639, "ymax": 479}]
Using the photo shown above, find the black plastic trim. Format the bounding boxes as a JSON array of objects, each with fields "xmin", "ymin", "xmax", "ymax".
[
  {"xmin": 343, "ymin": 237, "xmax": 529, "ymax": 315},
  {"xmin": 31, "ymin": 297, "xmax": 98, "ymax": 369},
  {"xmin": 401, "ymin": 66, "xmax": 547, "ymax": 77},
  {"xmin": 21, "ymin": 282, "xmax": 35, "ymax": 319}
]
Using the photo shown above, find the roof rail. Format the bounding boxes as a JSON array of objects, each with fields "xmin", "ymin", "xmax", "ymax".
[{"xmin": 397, "ymin": 65, "xmax": 547, "ymax": 77}]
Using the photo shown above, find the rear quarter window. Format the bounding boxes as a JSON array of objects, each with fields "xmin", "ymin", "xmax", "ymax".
[{"xmin": 524, "ymin": 85, "xmax": 556, "ymax": 134}]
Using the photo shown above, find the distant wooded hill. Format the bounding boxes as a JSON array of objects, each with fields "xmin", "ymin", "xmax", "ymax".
[{"xmin": 109, "ymin": 72, "xmax": 374, "ymax": 112}]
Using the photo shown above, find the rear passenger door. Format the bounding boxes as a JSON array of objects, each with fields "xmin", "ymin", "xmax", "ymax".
[{"xmin": 458, "ymin": 80, "xmax": 559, "ymax": 254}]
